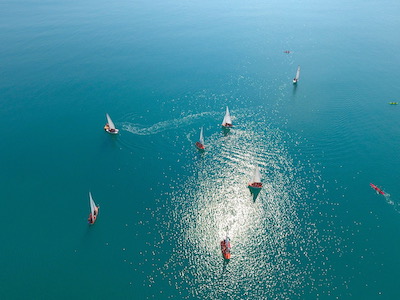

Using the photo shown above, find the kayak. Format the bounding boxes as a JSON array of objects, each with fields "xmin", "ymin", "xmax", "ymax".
[{"xmin": 370, "ymin": 183, "xmax": 385, "ymax": 195}]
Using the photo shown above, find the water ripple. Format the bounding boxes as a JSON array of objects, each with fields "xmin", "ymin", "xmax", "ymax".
[{"xmin": 155, "ymin": 108, "xmax": 329, "ymax": 298}]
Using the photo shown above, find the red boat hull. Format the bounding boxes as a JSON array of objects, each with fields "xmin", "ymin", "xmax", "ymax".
[
  {"xmin": 220, "ymin": 240, "xmax": 231, "ymax": 260},
  {"xmin": 88, "ymin": 207, "xmax": 99, "ymax": 224},
  {"xmin": 370, "ymin": 183, "xmax": 385, "ymax": 195},
  {"xmin": 195, "ymin": 142, "xmax": 205, "ymax": 150},
  {"xmin": 248, "ymin": 182, "xmax": 262, "ymax": 189}
]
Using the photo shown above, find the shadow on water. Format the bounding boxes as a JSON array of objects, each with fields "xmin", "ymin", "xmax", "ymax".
[
  {"xmin": 221, "ymin": 258, "xmax": 230, "ymax": 274},
  {"xmin": 292, "ymin": 83, "xmax": 298, "ymax": 96},
  {"xmin": 248, "ymin": 186, "xmax": 261, "ymax": 202},
  {"xmin": 196, "ymin": 146, "xmax": 205, "ymax": 155},
  {"xmin": 101, "ymin": 132, "xmax": 120, "ymax": 149},
  {"xmin": 221, "ymin": 127, "xmax": 231, "ymax": 136},
  {"xmin": 80, "ymin": 221, "xmax": 97, "ymax": 247}
]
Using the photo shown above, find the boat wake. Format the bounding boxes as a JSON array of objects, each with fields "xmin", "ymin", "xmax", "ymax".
[
  {"xmin": 121, "ymin": 112, "xmax": 216, "ymax": 135},
  {"xmin": 380, "ymin": 193, "xmax": 400, "ymax": 214}
]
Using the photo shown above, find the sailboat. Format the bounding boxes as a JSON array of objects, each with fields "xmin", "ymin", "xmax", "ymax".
[
  {"xmin": 221, "ymin": 106, "xmax": 233, "ymax": 128},
  {"xmin": 104, "ymin": 113, "xmax": 119, "ymax": 134},
  {"xmin": 220, "ymin": 236, "xmax": 231, "ymax": 260},
  {"xmin": 293, "ymin": 65, "xmax": 300, "ymax": 84},
  {"xmin": 248, "ymin": 165, "xmax": 263, "ymax": 189},
  {"xmin": 195, "ymin": 127, "xmax": 205, "ymax": 151},
  {"xmin": 88, "ymin": 192, "xmax": 99, "ymax": 225}
]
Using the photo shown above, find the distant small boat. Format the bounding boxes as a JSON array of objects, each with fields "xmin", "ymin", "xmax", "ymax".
[
  {"xmin": 248, "ymin": 165, "xmax": 263, "ymax": 189},
  {"xmin": 220, "ymin": 236, "xmax": 231, "ymax": 260},
  {"xmin": 222, "ymin": 106, "xmax": 233, "ymax": 128},
  {"xmin": 370, "ymin": 183, "xmax": 385, "ymax": 195},
  {"xmin": 389, "ymin": 102, "xmax": 398, "ymax": 105},
  {"xmin": 283, "ymin": 50, "xmax": 291, "ymax": 54},
  {"xmin": 88, "ymin": 192, "xmax": 99, "ymax": 225},
  {"xmin": 104, "ymin": 113, "xmax": 119, "ymax": 134},
  {"xmin": 293, "ymin": 66, "xmax": 300, "ymax": 84},
  {"xmin": 195, "ymin": 127, "xmax": 205, "ymax": 151}
]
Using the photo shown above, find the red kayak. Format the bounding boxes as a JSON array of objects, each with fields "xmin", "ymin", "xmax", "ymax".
[
  {"xmin": 370, "ymin": 183, "xmax": 385, "ymax": 195},
  {"xmin": 220, "ymin": 237, "xmax": 231, "ymax": 260}
]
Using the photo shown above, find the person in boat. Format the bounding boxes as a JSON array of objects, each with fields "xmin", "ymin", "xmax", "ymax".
[{"xmin": 249, "ymin": 182, "xmax": 262, "ymax": 188}]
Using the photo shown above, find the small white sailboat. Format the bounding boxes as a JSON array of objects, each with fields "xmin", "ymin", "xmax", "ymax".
[
  {"xmin": 293, "ymin": 66, "xmax": 300, "ymax": 84},
  {"xmin": 104, "ymin": 113, "xmax": 119, "ymax": 134},
  {"xmin": 195, "ymin": 127, "xmax": 205, "ymax": 151},
  {"xmin": 88, "ymin": 192, "xmax": 99, "ymax": 225},
  {"xmin": 221, "ymin": 106, "xmax": 233, "ymax": 128},
  {"xmin": 248, "ymin": 165, "xmax": 262, "ymax": 189}
]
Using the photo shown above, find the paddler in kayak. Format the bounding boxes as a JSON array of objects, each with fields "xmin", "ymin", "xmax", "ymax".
[{"xmin": 370, "ymin": 183, "xmax": 385, "ymax": 195}]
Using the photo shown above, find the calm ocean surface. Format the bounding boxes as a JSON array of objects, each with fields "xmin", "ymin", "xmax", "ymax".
[{"xmin": 1, "ymin": 0, "xmax": 400, "ymax": 298}]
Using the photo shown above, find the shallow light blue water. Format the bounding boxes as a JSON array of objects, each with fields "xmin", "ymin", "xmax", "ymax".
[{"xmin": 1, "ymin": 0, "xmax": 400, "ymax": 299}]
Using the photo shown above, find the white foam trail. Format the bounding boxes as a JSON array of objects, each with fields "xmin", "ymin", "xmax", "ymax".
[
  {"xmin": 380, "ymin": 193, "xmax": 400, "ymax": 215},
  {"xmin": 121, "ymin": 112, "xmax": 216, "ymax": 135}
]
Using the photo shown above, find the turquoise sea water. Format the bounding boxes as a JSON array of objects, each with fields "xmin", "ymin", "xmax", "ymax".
[{"xmin": 1, "ymin": 0, "xmax": 400, "ymax": 298}]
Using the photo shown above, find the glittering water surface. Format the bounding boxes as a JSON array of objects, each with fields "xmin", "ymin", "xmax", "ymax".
[{"xmin": 131, "ymin": 107, "xmax": 329, "ymax": 299}]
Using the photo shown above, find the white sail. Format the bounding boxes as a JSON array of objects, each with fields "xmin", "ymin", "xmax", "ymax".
[
  {"xmin": 252, "ymin": 166, "xmax": 261, "ymax": 183},
  {"xmin": 89, "ymin": 192, "xmax": 96, "ymax": 216},
  {"xmin": 106, "ymin": 113, "xmax": 116, "ymax": 130},
  {"xmin": 295, "ymin": 66, "xmax": 300, "ymax": 80},
  {"xmin": 222, "ymin": 106, "xmax": 232, "ymax": 125},
  {"xmin": 199, "ymin": 127, "xmax": 204, "ymax": 145}
]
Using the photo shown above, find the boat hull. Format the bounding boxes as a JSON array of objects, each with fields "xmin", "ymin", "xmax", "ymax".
[
  {"xmin": 88, "ymin": 207, "xmax": 99, "ymax": 224},
  {"xmin": 370, "ymin": 183, "xmax": 385, "ymax": 195},
  {"xmin": 104, "ymin": 123, "xmax": 119, "ymax": 134},
  {"xmin": 195, "ymin": 142, "xmax": 205, "ymax": 151},
  {"xmin": 105, "ymin": 128, "xmax": 119, "ymax": 134},
  {"xmin": 220, "ymin": 240, "xmax": 231, "ymax": 260},
  {"xmin": 248, "ymin": 182, "xmax": 262, "ymax": 189}
]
